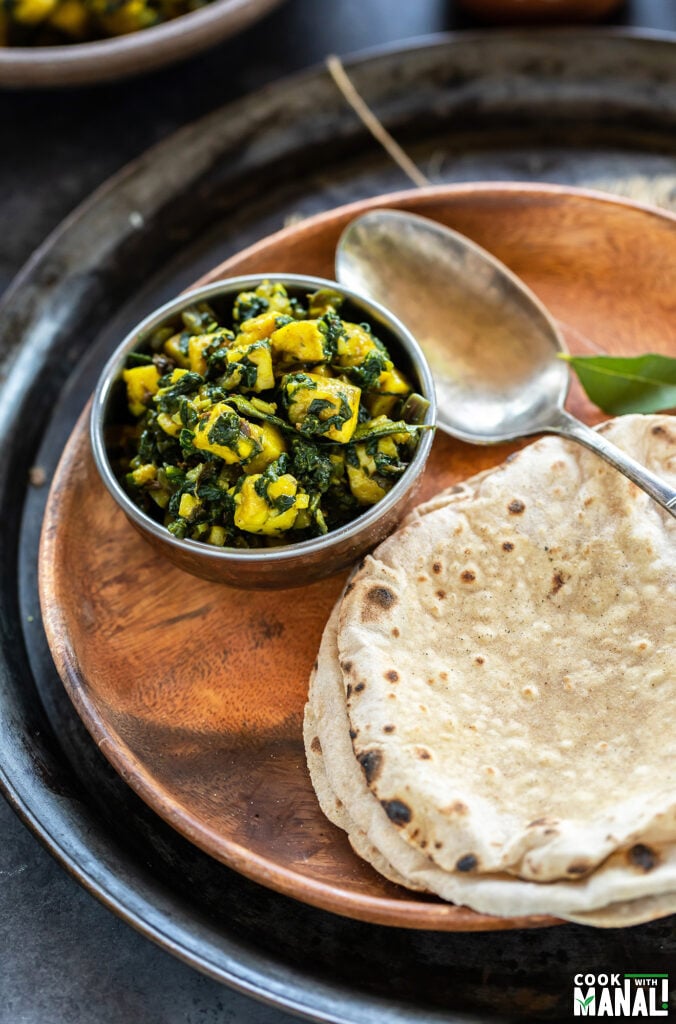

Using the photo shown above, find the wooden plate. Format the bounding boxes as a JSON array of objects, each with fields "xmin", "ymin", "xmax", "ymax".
[{"xmin": 39, "ymin": 184, "xmax": 676, "ymax": 931}]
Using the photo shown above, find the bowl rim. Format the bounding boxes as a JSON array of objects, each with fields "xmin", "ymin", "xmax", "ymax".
[
  {"xmin": 0, "ymin": 0, "xmax": 284, "ymax": 86},
  {"xmin": 90, "ymin": 271, "xmax": 437, "ymax": 565}
]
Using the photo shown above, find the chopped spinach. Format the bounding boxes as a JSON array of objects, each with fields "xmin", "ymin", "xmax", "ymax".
[
  {"xmin": 206, "ymin": 410, "xmax": 241, "ymax": 448},
  {"xmin": 116, "ymin": 280, "xmax": 427, "ymax": 546},
  {"xmin": 233, "ymin": 293, "xmax": 269, "ymax": 323}
]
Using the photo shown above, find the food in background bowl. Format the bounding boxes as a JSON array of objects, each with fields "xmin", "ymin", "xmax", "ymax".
[
  {"xmin": 0, "ymin": 0, "xmax": 285, "ymax": 87},
  {"xmin": 1, "ymin": 0, "xmax": 212, "ymax": 44},
  {"xmin": 91, "ymin": 274, "xmax": 436, "ymax": 588}
]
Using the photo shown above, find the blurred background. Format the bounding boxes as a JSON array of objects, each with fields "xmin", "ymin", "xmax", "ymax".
[{"xmin": 2, "ymin": 0, "xmax": 676, "ymax": 296}]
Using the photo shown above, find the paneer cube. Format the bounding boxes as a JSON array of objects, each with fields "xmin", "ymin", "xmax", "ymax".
[
  {"xmin": 264, "ymin": 283, "xmax": 297, "ymax": 316},
  {"xmin": 234, "ymin": 473, "xmax": 309, "ymax": 536},
  {"xmin": 178, "ymin": 493, "xmax": 201, "ymax": 520},
  {"xmin": 163, "ymin": 367, "xmax": 191, "ymax": 386},
  {"xmin": 188, "ymin": 334, "xmax": 215, "ymax": 375},
  {"xmin": 282, "ymin": 372, "xmax": 360, "ymax": 443},
  {"xmin": 307, "ymin": 288, "xmax": 344, "ymax": 317},
  {"xmin": 163, "ymin": 332, "xmax": 191, "ymax": 368},
  {"xmin": 127, "ymin": 460, "xmax": 171, "ymax": 509},
  {"xmin": 123, "ymin": 364, "xmax": 161, "ymax": 416},
  {"xmin": 375, "ymin": 434, "xmax": 399, "ymax": 459},
  {"xmin": 223, "ymin": 339, "xmax": 275, "ymax": 393},
  {"xmin": 346, "ymin": 445, "xmax": 388, "ymax": 506},
  {"xmin": 244, "ymin": 422, "xmax": 287, "ymax": 474},
  {"xmin": 157, "ymin": 411, "xmax": 182, "ymax": 437},
  {"xmin": 130, "ymin": 463, "xmax": 157, "ymax": 486},
  {"xmin": 334, "ymin": 322, "xmax": 380, "ymax": 368},
  {"xmin": 366, "ymin": 366, "xmax": 412, "ymax": 417},
  {"xmin": 13, "ymin": 0, "xmax": 56, "ymax": 24},
  {"xmin": 193, "ymin": 404, "xmax": 262, "ymax": 464},
  {"xmin": 153, "ymin": 368, "xmax": 200, "ymax": 418},
  {"xmin": 48, "ymin": 0, "xmax": 88, "ymax": 36},
  {"xmin": 234, "ymin": 283, "xmax": 296, "ymax": 324},
  {"xmin": 237, "ymin": 311, "xmax": 282, "ymax": 344},
  {"xmin": 308, "ymin": 363, "xmax": 333, "ymax": 378},
  {"xmin": 100, "ymin": 0, "xmax": 155, "ymax": 35},
  {"xmin": 270, "ymin": 319, "xmax": 327, "ymax": 364},
  {"xmin": 206, "ymin": 525, "xmax": 227, "ymax": 547}
]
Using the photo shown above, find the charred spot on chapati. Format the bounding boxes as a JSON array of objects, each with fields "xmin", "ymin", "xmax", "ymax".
[{"xmin": 381, "ymin": 798, "xmax": 412, "ymax": 825}]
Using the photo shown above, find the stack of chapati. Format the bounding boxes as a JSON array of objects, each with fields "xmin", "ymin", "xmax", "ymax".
[{"xmin": 304, "ymin": 415, "xmax": 676, "ymax": 926}]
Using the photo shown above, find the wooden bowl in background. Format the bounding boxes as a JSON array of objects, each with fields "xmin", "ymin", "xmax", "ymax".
[{"xmin": 457, "ymin": 0, "xmax": 623, "ymax": 23}]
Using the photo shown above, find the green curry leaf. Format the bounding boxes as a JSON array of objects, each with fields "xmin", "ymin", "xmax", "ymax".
[{"xmin": 561, "ymin": 353, "xmax": 676, "ymax": 414}]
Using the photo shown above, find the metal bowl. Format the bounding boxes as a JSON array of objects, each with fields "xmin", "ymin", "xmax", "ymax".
[
  {"xmin": 90, "ymin": 274, "xmax": 436, "ymax": 589},
  {"xmin": 0, "ymin": 0, "xmax": 283, "ymax": 88}
]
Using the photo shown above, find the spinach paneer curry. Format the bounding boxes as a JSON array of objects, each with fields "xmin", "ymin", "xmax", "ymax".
[{"xmin": 115, "ymin": 282, "xmax": 428, "ymax": 549}]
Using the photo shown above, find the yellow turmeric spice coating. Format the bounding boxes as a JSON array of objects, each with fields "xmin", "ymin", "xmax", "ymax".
[{"xmin": 116, "ymin": 281, "xmax": 426, "ymax": 549}]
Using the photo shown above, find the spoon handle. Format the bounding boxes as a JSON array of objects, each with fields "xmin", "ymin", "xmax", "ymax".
[{"xmin": 549, "ymin": 411, "xmax": 676, "ymax": 519}]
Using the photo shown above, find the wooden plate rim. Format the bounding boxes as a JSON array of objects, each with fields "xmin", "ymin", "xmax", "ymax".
[
  {"xmin": 39, "ymin": 182, "xmax": 676, "ymax": 932},
  {"xmin": 197, "ymin": 179, "xmax": 676, "ymax": 288},
  {"xmin": 40, "ymin": 409, "xmax": 556, "ymax": 932}
]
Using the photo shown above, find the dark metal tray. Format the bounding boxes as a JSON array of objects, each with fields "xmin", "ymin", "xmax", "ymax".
[{"xmin": 2, "ymin": 30, "xmax": 676, "ymax": 1024}]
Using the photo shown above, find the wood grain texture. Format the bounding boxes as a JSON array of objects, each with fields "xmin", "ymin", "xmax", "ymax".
[{"xmin": 39, "ymin": 184, "xmax": 676, "ymax": 931}]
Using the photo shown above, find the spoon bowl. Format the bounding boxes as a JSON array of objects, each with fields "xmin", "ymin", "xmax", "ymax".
[
  {"xmin": 336, "ymin": 208, "xmax": 676, "ymax": 516},
  {"xmin": 337, "ymin": 209, "xmax": 570, "ymax": 444}
]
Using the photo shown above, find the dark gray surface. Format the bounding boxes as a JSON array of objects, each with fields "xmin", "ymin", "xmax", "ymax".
[
  {"xmin": 3, "ymin": 4, "xmax": 676, "ymax": 1024},
  {"xmin": 0, "ymin": 797, "xmax": 295, "ymax": 1024}
]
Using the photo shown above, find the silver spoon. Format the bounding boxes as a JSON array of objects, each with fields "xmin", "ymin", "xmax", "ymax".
[{"xmin": 336, "ymin": 209, "xmax": 676, "ymax": 518}]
